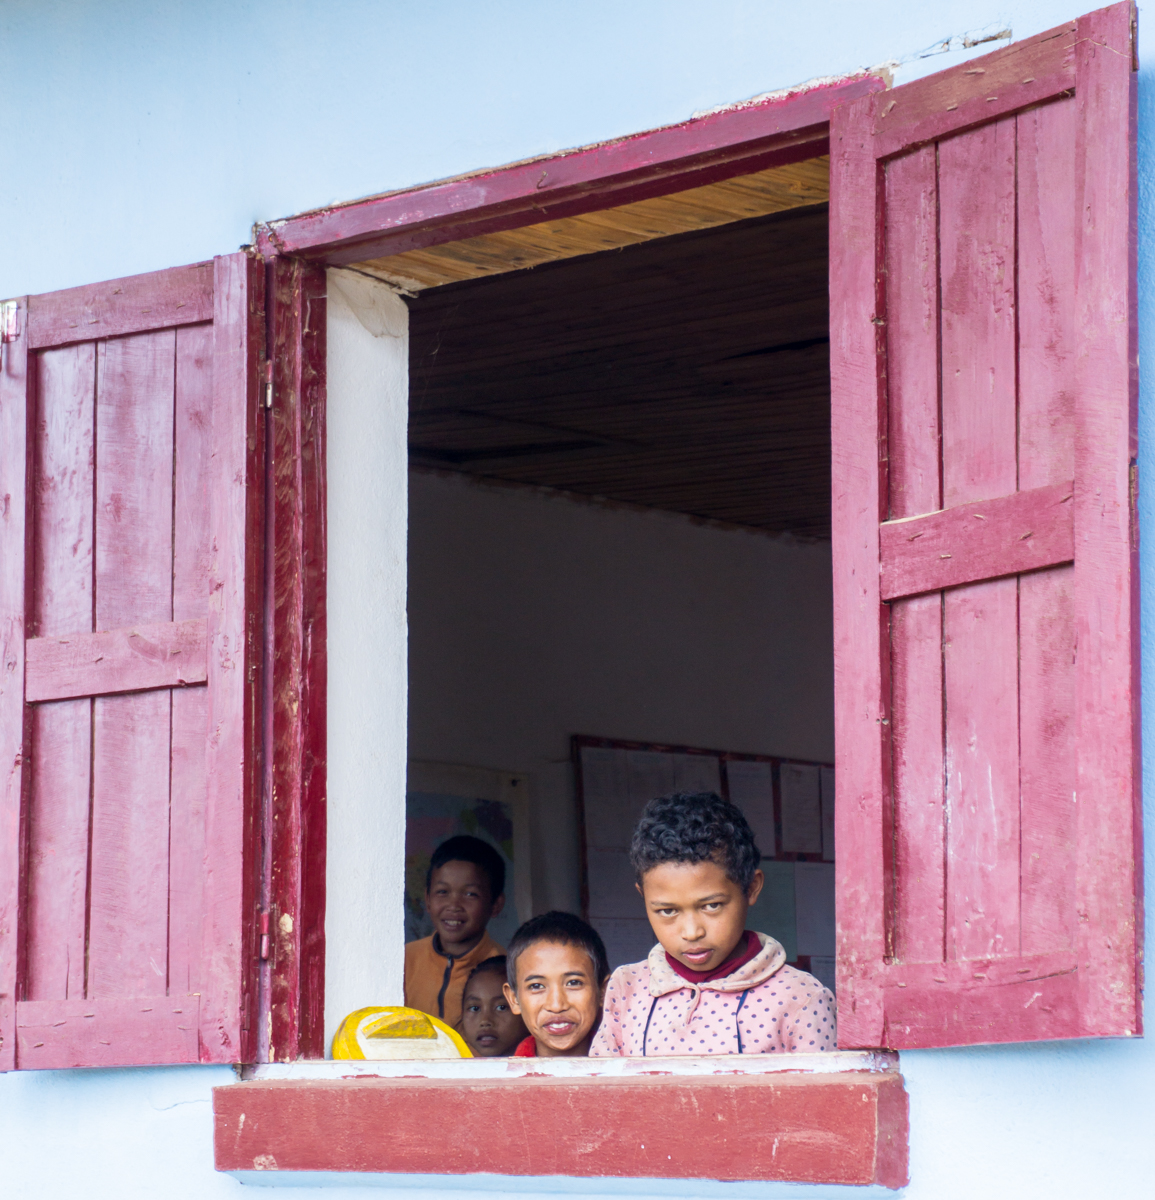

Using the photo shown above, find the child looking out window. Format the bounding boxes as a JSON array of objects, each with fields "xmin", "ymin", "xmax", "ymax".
[
  {"xmin": 503, "ymin": 912, "xmax": 609, "ymax": 1057},
  {"xmin": 458, "ymin": 956, "xmax": 527, "ymax": 1057},
  {"xmin": 590, "ymin": 791, "xmax": 835, "ymax": 1056},
  {"xmin": 404, "ymin": 835, "xmax": 507, "ymax": 1028}
]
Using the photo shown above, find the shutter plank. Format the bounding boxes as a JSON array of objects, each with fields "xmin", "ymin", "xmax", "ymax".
[
  {"xmin": 943, "ymin": 579, "xmax": 1021, "ymax": 959},
  {"xmin": 872, "ymin": 23, "xmax": 1076, "ymax": 159},
  {"xmin": 88, "ymin": 330, "xmax": 175, "ymax": 999},
  {"xmin": 884, "ymin": 145, "xmax": 945, "ymax": 965},
  {"xmin": 938, "ymin": 117, "xmax": 1022, "ymax": 963},
  {"xmin": 25, "ymin": 344, "xmax": 95, "ymax": 1002},
  {"xmin": 200, "ymin": 252, "xmax": 265, "ymax": 1062},
  {"xmin": 25, "ymin": 619, "xmax": 207, "ymax": 701},
  {"xmin": 1072, "ymin": 3, "xmax": 1141, "ymax": 1035},
  {"xmin": 1018, "ymin": 566, "xmax": 1076, "ymax": 954},
  {"xmin": 169, "ymin": 323, "xmax": 214, "ymax": 1003},
  {"xmin": 879, "ymin": 483, "xmax": 1074, "ymax": 600},
  {"xmin": 16, "ymin": 996, "xmax": 200, "ymax": 1069},
  {"xmin": 0, "ymin": 303, "xmax": 29, "ymax": 1071},
  {"xmin": 829, "ymin": 89, "xmax": 889, "ymax": 1047},
  {"xmin": 1016, "ymin": 97, "xmax": 1079, "ymax": 960},
  {"xmin": 27, "ymin": 262, "xmax": 213, "ymax": 351}
]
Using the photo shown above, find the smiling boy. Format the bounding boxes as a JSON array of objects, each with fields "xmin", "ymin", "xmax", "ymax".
[
  {"xmin": 458, "ymin": 956, "xmax": 527, "ymax": 1057},
  {"xmin": 502, "ymin": 912, "xmax": 609, "ymax": 1057},
  {"xmin": 404, "ymin": 835, "xmax": 507, "ymax": 1028},
  {"xmin": 590, "ymin": 791, "xmax": 835, "ymax": 1056}
]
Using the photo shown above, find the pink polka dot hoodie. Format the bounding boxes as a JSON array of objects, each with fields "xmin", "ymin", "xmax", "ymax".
[{"xmin": 590, "ymin": 931, "xmax": 836, "ymax": 1056}]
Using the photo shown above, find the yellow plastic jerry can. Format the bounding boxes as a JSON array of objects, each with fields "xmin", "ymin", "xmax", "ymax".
[{"xmin": 331, "ymin": 1006, "xmax": 472, "ymax": 1060}]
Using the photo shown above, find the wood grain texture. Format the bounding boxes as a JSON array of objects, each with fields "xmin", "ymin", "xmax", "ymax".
[
  {"xmin": 268, "ymin": 258, "xmax": 328, "ymax": 1061},
  {"xmin": 360, "ymin": 158, "xmax": 829, "ymax": 288},
  {"xmin": 1072, "ymin": 1, "xmax": 1141, "ymax": 1036},
  {"xmin": 258, "ymin": 77, "xmax": 883, "ymax": 265},
  {"xmin": 27, "ymin": 263, "xmax": 213, "ymax": 350},
  {"xmin": 24, "ymin": 342, "xmax": 95, "ymax": 1004},
  {"xmin": 25, "ymin": 619, "xmax": 207, "ymax": 701},
  {"xmin": 1016, "ymin": 96, "xmax": 1079, "ymax": 963},
  {"xmin": 937, "ymin": 113, "xmax": 1022, "ymax": 968},
  {"xmin": 831, "ymin": 2, "xmax": 1139, "ymax": 1046},
  {"xmin": 168, "ymin": 323, "xmax": 214, "ymax": 1004},
  {"xmin": 214, "ymin": 1074, "xmax": 909, "ymax": 1187},
  {"xmin": 87, "ymin": 328, "xmax": 175, "ymax": 1000},
  {"xmin": 872, "ymin": 20, "xmax": 1076, "ymax": 159},
  {"xmin": 943, "ymin": 577, "xmax": 1021, "ymax": 959},
  {"xmin": 878, "ymin": 952, "xmax": 1078, "ymax": 1046},
  {"xmin": 1018, "ymin": 566, "xmax": 1076, "ymax": 955},
  {"xmin": 879, "ymin": 482, "xmax": 1074, "ymax": 600},
  {"xmin": 0, "ymin": 300, "xmax": 29, "ymax": 1070},
  {"xmin": 16, "ymin": 995, "xmax": 199, "ymax": 1068},
  {"xmin": 200, "ymin": 252, "xmax": 265, "ymax": 1064},
  {"xmin": 408, "ymin": 203, "xmax": 834, "ymax": 538},
  {"xmin": 883, "ymin": 145, "xmax": 945, "ymax": 967},
  {"xmin": 829, "ymin": 90, "xmax": 889, "ymax": 1048}
]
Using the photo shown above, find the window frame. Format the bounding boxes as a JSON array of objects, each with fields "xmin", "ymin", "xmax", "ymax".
[{"xmin": 261, "ymin": 69, "xmax": 884, "ymax": 1062}]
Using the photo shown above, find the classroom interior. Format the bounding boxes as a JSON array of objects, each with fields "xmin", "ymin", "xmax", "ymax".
[{"xmin": 358, "ymin": 158, "xmax": 838, "ymax": 991}]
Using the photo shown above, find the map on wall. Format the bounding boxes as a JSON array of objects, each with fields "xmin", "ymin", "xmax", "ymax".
[
  {"xmin": 574, "ymin": 735, "xmax": 835, "ymax": 993},
  {"xmin": 405, "ymin": 766, "xmax": 527, "ymax": 952}
]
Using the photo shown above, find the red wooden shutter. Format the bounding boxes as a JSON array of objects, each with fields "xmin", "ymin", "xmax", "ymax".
[
  {"xmin": 0, "ymin": 254, "xmax": 265, "ymax": 1068},
  {"xmin": 830, "ymin": 2, "xmax": 1140, "ymax": 1048}
]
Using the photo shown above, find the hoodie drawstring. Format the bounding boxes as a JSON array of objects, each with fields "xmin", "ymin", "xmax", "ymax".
[
  {"xmin": 641, "ymin": 994, "xmax": 660, "ymax": 1057},
  {"xmin": 734, "ymin": 988, "xmax": 750, "ymax": 1053}
]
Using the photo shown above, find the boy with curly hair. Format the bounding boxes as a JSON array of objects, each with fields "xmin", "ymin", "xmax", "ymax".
[{"xmin": 590, "ymin": 791, "xmax": 835, "ymax": 1056}]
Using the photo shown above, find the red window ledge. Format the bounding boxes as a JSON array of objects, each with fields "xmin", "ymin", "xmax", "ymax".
[{"xmin": 213, "ymin": 1053, "xmax": 908, "ymax": 1188}]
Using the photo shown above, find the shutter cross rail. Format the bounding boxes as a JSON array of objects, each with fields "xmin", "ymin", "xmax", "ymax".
[
  {"xmin": 24, "ymin": 618, "xmax": 208, "ymax": 703},
  {"xmin": 879, "ymin": 481, "xmax": 1074, "ymax": 600}
]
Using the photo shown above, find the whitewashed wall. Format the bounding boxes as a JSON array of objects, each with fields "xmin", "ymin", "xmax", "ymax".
[{"xmin": 1, "ymin": 2, "xmax": 1153, "ymax": 1197}]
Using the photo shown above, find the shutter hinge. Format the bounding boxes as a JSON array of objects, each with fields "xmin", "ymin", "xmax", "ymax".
[
  {"xmin": 259, "ymin": 909, "xmax": 271, "ymax": 960},
  {"xmin": 264, "ymin": 360, "xmax": 273, "ymax": 409},
  {"xmin": 1, "ymin": 301, "xmax": 19, "ymax": 342}
]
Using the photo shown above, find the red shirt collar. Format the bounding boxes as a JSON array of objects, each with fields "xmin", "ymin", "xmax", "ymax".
[
  {"xmin": 513, "ymin": 1035, "xmax": 537, "ymax": 1056},
  {"xmin": 664, "ymin": 930, "xmax": 761, "ymax": 984}
]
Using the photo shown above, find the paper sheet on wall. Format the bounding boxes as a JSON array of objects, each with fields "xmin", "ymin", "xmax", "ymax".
[
  {"xmin": 586, "ymin": 847, "xmax": 641, "ymax": 920},
  {"xmin": 725, "ymin": 759, "xmax": 775, "ymax": 854},
  {"xmin": 780, "ymin": 762, "xmax": 822, "ymax": 854},
  {"xmin": 747, "ymin": 859, "xmax": 797, "ymax": 962},
  {"xmin": 597, "ymin": 918, "xmax": 655, "ymax": 971},
  {"xmin": 580, "ymin": 746, "xmax": 633, "ymax": 848},
  {"xmin": 671, "ymin": 752, "xmax": 722, "ymax": 795},
  {"xmin": 794, "ymin": 862, "xmax": 835, "ymax": 956},
  {"xmin": 820, "ymin": 766, "xmax": 835, "ymax": 861}
]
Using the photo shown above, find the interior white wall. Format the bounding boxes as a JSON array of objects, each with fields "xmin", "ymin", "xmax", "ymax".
[
  {"xmin": 323, "ymin": 270, "xmax": 409, "ymax": 1047},
  {"xmin": 407, "ymin": 470, "xmax": 835, "ymax": 916}
]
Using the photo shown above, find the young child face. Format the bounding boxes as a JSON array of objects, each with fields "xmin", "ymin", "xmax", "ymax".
[
  {"xmin": 459, "ymin": 969, "xmax": 527, "ymax": 1057},
  {"xmin": 426, "ymin": 859, "xmax": 504, "ymax": 954},
  {"xmin": 503, "ymin": 941, "xmax": 604, "ymax": 1057},
  {"xmin": 638, "ymin": 857, "xmax": 764, "ymax": 973}
]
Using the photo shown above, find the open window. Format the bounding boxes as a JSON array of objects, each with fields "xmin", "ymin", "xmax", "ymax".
[{"xmin": 399, "ymin": 180, "xmax": 839, "ymax": 991}]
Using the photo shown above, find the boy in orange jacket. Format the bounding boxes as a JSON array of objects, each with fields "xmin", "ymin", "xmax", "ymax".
[{"xmin": 404, "ymin": 835, "xmax": 506, "ymax": 1028}]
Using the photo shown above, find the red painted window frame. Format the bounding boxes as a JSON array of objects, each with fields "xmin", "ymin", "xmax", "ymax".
[{"xmin": 257, "ymin": 71, "xmax": 884, "ymax": 1063}]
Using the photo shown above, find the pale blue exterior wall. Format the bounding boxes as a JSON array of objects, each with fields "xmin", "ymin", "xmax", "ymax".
[{"xmin": 2, "ymin": 2, "xmax": 1154, "ymax": 1196}]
